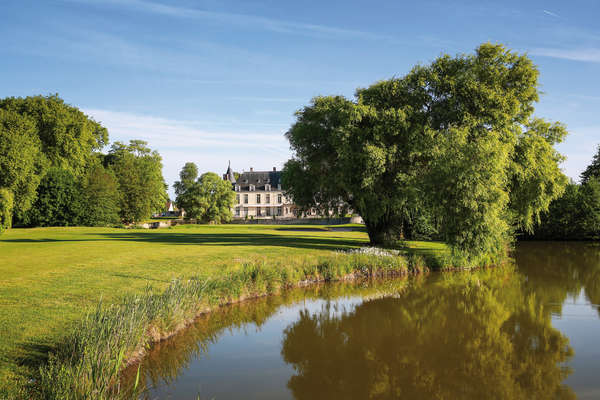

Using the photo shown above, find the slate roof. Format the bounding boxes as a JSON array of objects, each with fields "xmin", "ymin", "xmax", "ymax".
[{"xmin": 228, "ymin": 169, "xmax": 282, "ymax": 191}]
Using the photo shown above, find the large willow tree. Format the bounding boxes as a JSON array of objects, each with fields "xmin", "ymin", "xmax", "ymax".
[{"xmin": 282, "ymin": 44, "xmax": 567, "ymax": 260}]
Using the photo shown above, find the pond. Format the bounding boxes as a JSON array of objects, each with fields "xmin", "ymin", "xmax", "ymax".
[{"xmin": 124, "ymin": 242, "xmax": 600, "ymax": 399}]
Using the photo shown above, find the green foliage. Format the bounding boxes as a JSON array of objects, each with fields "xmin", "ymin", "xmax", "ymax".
[
  {"xmin": 283, "ymin": 43, "xmax": 567, "ymax": 259},
  {"xmin": 23, "ymin": 168, "xmax": 83, "ymax": 227},
  {"xmin": 528, "ymin": 179, "xmax": 600, "ymax": 240},
  {"xmin": 80, "ymin": 163, "xmax": 121, "ymax": 226},
  {"xmin": 0, "ymin": 94, "xmax": 107, "ymax": 178},
  {"xmin": 173, "ymin": 162, "xmax": 198, "ymax": 201},
  {"xmin": 0, "ymin": 109, "xmax": 45, "ymax": 220},
  {"xmin": 174, "ymin": 166, "xmax": 235, "ymax": 223},
  {"xmin": 581, "ymin": 145, "xmax": 600, "ymax": 184},
  {"xmin": 107, "ymin": 140, "xmax": 168, "ymax": 224},
  {"xmin": 0, "ymin": 188, "xmax": 14, "ymax": 233}
]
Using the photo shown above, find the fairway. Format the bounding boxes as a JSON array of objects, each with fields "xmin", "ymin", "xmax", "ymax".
[{"xmin": 0, "ymin": 224, "xmax": 369, "ymax": 391}]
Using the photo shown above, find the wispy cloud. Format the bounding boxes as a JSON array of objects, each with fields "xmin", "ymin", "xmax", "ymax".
[
  {"xmin": 85, "ymin": 108, "xmax": 293, "ymax": 195},
  {"xmin": 64, "ymin": 0, "xmax": 391, "ymax": 41},
  {"xmin": 531, "ymin": 47, "xmax": 600, "ymax": 63},
  {"xmin": 85, "ymin": 109, "xmax": 289, "ymax": 152},
  {"xmin": 226, "ymin": 96, "xmax": 306, "ymax": 103},
  {"xmin": 542, "ymin": 10, "xmax": 560, "ymax": 18}
]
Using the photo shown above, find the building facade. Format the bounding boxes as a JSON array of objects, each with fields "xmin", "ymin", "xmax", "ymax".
[{"xmin": 223, "ymin": 164, "xmax": 296, "ymax": 219}]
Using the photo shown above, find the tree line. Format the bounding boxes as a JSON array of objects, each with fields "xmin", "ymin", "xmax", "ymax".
[
  {"xmin": 523, "ymin": 148, "xmax": 600, "ymax": 240},
  {"xmin": 0, "ymin": 95, "xmax": 167, "ymax": 233},
  {"xmin": 282, "ymin": 43, "xmax": 568, "ymax": 263}
]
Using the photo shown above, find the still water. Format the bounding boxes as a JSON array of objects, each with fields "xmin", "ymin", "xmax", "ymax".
[{"xmin": 126, "ymin": 242, "xmax": 600, "ymax": 399}]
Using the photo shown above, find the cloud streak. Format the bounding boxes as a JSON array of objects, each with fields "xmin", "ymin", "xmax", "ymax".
[
  {"xmin": 65, "ymin": 0, "xmax": 391, "ymax": 41},
  {"xmin": 531, "ymin": 47, "xmax": 600, "ymax": 63},
  {"xmin": 542, "ymin": 10, "xmax": 560, "ymax": 18}
]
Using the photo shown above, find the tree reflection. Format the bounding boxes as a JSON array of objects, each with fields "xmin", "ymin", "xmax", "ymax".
[
  {"xmin": 516, "ymin": 242, "xmax": 600, "ymax": 316},
  {"xmin": 281, "ymin": 269, "xmax": 575, "ymax": 400}
]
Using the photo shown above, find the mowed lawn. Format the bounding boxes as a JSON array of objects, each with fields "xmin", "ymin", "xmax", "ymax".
[{"xmin": 0, "ymin": 224, "xmax": 369, "ymax": 390}]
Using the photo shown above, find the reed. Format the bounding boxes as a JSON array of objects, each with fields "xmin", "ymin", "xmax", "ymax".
[{"xmin": 34, "ymin": 250, "xmax": 416, "ymax": 399}]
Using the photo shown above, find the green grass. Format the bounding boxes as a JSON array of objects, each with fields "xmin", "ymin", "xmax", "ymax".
[{"xmin": 0, "ymin": 224, "xmax": 464, "ymax": 398}]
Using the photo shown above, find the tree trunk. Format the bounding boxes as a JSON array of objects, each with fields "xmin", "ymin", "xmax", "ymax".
[{"xmin": 365, "ymin": 218, "xmax": 399, "ymax": 246}]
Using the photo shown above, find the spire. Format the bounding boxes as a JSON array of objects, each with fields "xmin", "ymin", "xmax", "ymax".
[{"xmin": 225, "ymin": 160, "xmax": 236, "ymax": 183}]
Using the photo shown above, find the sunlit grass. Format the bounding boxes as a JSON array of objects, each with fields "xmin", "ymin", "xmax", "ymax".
[{"xmin": 0, "ymin": 224, "xmax": 465, "ymax": 398}]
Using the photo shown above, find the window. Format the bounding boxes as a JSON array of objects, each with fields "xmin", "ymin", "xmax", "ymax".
[
  {"xmin": 244, "ymin": 194, "xmax": 248, "ymax": 204},
  {"xmin": 236, "ymin": 194, "xmax": 240, "ymax": 204},
  {"xmin": 256, "ymin": 194, "xmax": 261, "ymax": 203},
  {"xmin": 277, "ymin": 194, "xmax": 282, "ymax": 203},
  {"xmin": 277, "ymin": 184, "xmax": 281, "ymax": 190},
  {"xmin": 277, "ymin": 207, "xmax": 282, "ymax": 216},
  {"xmin": 235, "ymin": 208, "xmax": 240, "ymax": 216},
  {"xmin": 266, "ymin": 194, "xmax": 270, "ymax": 203},
  {"xmin": 266, "ymin": 207, "xmax": 271, "ymax": 216},
  {"xmin": 257, "ymin": 207, "xmax": 261, "ymax": 216}
]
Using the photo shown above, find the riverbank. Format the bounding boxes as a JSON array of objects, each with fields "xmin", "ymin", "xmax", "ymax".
[{"xmin": 0, "ymin": 225, "xmax": 497, "ymax": 398}]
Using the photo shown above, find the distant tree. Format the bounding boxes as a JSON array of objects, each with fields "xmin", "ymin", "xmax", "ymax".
[
  {"xmin": 174, "ymin": 166, "xmax": 235, "ymax": 223},
  {"xmin": 23, "ymin": 167, "xmax": 83, "ymax": 227},
  {"xmin": 0, "ymin": 109, "xmax": 46, "ymax": 222},
  {"xmin": 106, "ymin": 140, "xmax": 167, "ymax": 224},
  {"xmin": 173, "ymin": 162, "xmax": 199, "ymax": 205},
  {"xmin": 0, "ymin": 94, "xmax": 108, "ymax": 178},
  {"xmin": 581, "ymin": 145, "xmax": 600, "ymax": 184},
  {"xmin": 283, "ymin": 43, "xmax": 567, "ymax": 260},
  {"xmin": 79, "ymin": 163, "xmax": 121, "ymax": 226},
  {"xmin": 0, "ymin": 188, "xmax": 14, "ymax": 234},
  {"xmin": 578, "ymin": 177, "xmax": 600, "ymax": 237}
]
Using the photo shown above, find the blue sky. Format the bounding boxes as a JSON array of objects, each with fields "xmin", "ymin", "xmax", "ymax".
[{"xmin": 1, "ymin": 0, "xmax": 599, "ymax": 197}]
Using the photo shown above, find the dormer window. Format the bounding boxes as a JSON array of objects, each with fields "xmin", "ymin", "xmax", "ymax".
[
  {"xmin": 244, "ymin": 179, "xmax": 248, "ymax": 183},
  {"xmin": 277, "ymin": 184, "xmax": 281, "ymax": 190},
  {"xmin": 265, "ymin": 184, "xmax": 271, "ymax": 191},
  {"xmin": 249, "ymin": 184, "xmax": 255, "ymax": 191},
  {"xmin": 234, "ymin": 184, "xmax": 240, "ymax": 191}
]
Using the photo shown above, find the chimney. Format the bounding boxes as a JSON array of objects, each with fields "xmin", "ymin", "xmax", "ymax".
[
  {"xmin": 273, "ymin": 167, "xmax": 276, "ymax": 171},
  {"xmin": 250, "ymin": 167, "xmax": 254, "ymax": 172}
]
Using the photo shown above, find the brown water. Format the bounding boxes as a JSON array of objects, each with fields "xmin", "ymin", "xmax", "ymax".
[{"xmin": 125, "ymin": 242, "xmax": 600, "ymax": 399}]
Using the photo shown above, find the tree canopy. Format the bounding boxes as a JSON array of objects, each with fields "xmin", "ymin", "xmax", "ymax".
[
  {"xmin": 0, "ymin": 94, "xmax": 108, "ymax": 178},
  {"xmin": 79, "ymin": 162, "xmax": 121, "ymax": 226},
  {"xmin": 106, "ymin": 140, "xmax": 168, "ymax": 224},
  {"xmin": 23, "ymin": 167, "xmax": 83, "ymax": 227},
  {"xmin": 0, "ymin": 109, "xmax": 45, "ymax": 220},
  {"xmin": 0, "ymin": 188, "xmax": 14, "ymax": 233},
  {"xmin": 174, "ymin": 164, "xmax": 235, "ymax": 223},
  {"xmin": 282, "ymin": 43, "xmax": 567, "ymax": 260}
]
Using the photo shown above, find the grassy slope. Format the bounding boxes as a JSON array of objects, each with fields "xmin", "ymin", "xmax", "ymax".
[{"xmin": 0, "ymin": 224, "xmax": 447, "ymax": 392}]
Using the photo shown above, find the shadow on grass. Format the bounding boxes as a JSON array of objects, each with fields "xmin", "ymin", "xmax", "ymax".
[{"xmin": 1, "ymin": 232, "xmax": 368, "ymax": 251}]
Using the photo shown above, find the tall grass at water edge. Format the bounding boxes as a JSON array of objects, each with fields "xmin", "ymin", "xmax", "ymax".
[{"xmin": 33, "ymin": 247, "xmax": 490, "ymax": 399}]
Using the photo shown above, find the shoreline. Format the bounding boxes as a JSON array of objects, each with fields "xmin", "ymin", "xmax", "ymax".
[{"xmin": 30, "ymin": 247, "xmax": 507, "ymax": 399}]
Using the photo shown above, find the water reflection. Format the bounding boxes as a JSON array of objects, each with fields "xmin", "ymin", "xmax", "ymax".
[
  {"xmin": 281, "ymin": 268, "xmax": 574, "ymax": 399},
  {"xmin": 125, "ymin": 243, "xmax": 600, "ymax": 399}
]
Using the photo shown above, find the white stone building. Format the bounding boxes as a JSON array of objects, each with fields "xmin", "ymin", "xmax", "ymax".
[{"xmin": 223, "ymin": 164, "xmax": 296, "ymax": 219}]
